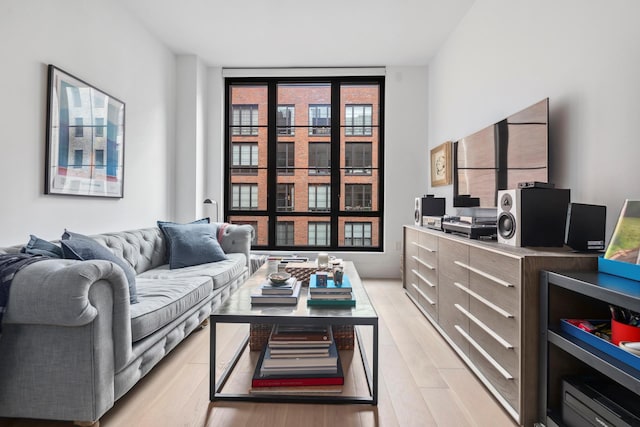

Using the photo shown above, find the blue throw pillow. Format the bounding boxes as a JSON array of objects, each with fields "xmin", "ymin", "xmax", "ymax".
[
  {"xmin": 61, "ymin": 231, "xmax": 138, "ymax": 304},
  {"xmin": 157, "ymin": 218, "xmax": 210, "ymax": 262},
  {"xmin": 161, "ymin": 223, "xmax": 227, "ymax": 269},
  {"xmin": 21, "ymin": 235, "xmax": 63, "ymax": 258}
]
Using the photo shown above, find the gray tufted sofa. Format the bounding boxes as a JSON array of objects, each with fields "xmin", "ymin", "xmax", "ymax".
[{"xmin": 0, "ymin": 223, "xmax": 254, "ymax": 426}]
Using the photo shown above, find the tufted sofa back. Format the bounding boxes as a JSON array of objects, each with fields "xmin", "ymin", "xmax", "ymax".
[{"xmin": 91, "ymin": 228, "xmax": 166, "ymax": 274}]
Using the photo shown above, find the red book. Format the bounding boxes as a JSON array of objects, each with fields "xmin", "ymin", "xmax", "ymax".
[{"xmin": 251, "ymin": 344, "xmax": 344, "ymax": 388}]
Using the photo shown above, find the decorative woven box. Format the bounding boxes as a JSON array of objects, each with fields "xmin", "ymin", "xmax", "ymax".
[
  {"xmin": 249, "ymin": 323, "xmax": 273, "ymax": 351},
  {"xmin": 332, "ymin": 325, "xmax": 355, "ymax": 350},
  {"xmin": 284, "ymin": 262, "xmax": 330, "ymax": 284}
]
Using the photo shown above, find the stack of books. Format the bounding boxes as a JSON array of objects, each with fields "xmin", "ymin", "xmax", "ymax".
[
  {"xmin": 251, "ymin": 324, "xmax": 344, "ymax": 392},
  {"xmin": 250, "ymin": 277, "xmax": 301, "ymax": 305},
  {"xmin": 307, "ymin": 274, "xmax": 356, "ymax": 307}
]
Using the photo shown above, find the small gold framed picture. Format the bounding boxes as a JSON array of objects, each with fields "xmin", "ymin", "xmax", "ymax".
[{"xmin": 430, "ymin": 141, "xmax": 452, "ymax": 187}]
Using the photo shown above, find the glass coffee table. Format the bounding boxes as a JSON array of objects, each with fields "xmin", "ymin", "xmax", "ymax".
[{"xmin": 209, "ymin": 261, "xmax": 379, "ymax": 405}]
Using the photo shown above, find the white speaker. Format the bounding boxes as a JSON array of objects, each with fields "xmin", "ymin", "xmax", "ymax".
[
  {"xmin": 414, "ymin": 197, "xmax": 422, "ymax": 226},
  {"xmin": 497, "ymin": 188, "xmax": 571, "ymax": 247},
  {"xmin": 497, "ymin": 190, "xmax": 519, "ymax": 246}
]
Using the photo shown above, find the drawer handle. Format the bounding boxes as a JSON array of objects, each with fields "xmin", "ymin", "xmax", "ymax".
[
  {"xmin": 454, "ymin": 304, "xmax": 514, "ymax": 349},
  {"xmin": 413, "ymin": 269, "xmax": 436, "ymax": 288},
  {"xmin": 411, "ymin": 283, "xmax": 435, "ymax": 306},
  {"xmin": 415, "ymin": 243, "xmax": 436, "ymax": 253},
  {"xmin": 452, "ymin": 282, "xmax": 514, "ymax": 319},
  {"xmin": 412, "ymin": 256, "xmax": 435, "ymax": 270},
  {"xmin": 454, "ymin": 325, "xmax": 514, "ymax": 381},
  {"xmin": 453, "ymin": 261, "xmax": 514, "ymax": 288}
]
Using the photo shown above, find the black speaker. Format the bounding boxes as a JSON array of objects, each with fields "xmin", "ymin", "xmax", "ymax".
[
  {"xmin": 497, "ymin": 188, "xmax": 571, "ymax": 247},
  {"xmin": 565, "ymin": 203, "xmax": 606, "ymax": 251}
]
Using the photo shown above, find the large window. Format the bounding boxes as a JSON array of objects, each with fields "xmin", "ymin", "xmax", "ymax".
[{"xmin": 225, "ymin": 77, "xmax": 384, "ymax": 251}]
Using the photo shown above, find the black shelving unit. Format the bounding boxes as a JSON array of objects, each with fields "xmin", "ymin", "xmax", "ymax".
[{"xmin": 539, "ymin": 270, "xmax": 640, "ymax": 426}]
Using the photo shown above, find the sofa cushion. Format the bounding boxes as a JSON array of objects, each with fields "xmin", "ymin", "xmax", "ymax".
[
  {"xmin": 160, "ymin": 223, "xmax": 227, "ymax": 269},
  {"xmin": 129, "ymin": 276, "xmax": 213, "ymax": 342},
  {"xmin": 138, "ymin": 252, "xmax": 246, "ymax": 290},
  {"xmin": 21, "ymin": 235, "xmax": 63, "ymax": 258},
  {"xmin": 61, "ymin": 231, "xmax": 138, "ymax": 304}
]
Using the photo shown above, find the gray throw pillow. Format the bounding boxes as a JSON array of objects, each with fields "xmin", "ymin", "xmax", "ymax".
[
  {"xmin": 161, "ymin": 223, "xmax": 227, "ymax": 269},
  {"xmin": 21, "ymin": 235, "xmax": 63, "ymax": 258},
  {"xmin": 157, "ymin": 218, "xmax": 210, "ymax": 262},
  {"xmin": 61, "ymin": 231, "xmax": 138, "ymax": 304}
]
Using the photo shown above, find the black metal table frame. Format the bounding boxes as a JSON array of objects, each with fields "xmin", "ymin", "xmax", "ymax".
[{"xmin": 209, "ymin": 314, "xmax": 378, "ymax": 405}]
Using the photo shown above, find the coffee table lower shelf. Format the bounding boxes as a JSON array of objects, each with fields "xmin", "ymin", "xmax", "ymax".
[{"xmin": 209, "ymin": 322, "xmax": 378, "ymax": 405}]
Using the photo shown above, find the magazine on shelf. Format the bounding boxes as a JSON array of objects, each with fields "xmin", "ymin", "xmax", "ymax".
[
  {"xmin": 249, "ymin": 385, "xmax": 343, "ymax": 394},
  {"xmin": 250, "ymin": 280, "xmax": 301, "ymax": 305},
  {"xmin": 604, "ymin": 200, "xmax": 640, "ymax": 264}
]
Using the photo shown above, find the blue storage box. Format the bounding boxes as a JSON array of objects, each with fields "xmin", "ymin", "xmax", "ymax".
[
  {"xmin": 598, "ymin": 256, "xmax": 640, "ymax": 282},
  {"xmin": 560, "ymin": 319, "xmax": 640, "ymax": 370}
]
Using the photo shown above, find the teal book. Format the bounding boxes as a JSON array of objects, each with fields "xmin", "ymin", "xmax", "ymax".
[{"xmin": 307, "ymin": 288, "xmax": 356, "ymax": 307}]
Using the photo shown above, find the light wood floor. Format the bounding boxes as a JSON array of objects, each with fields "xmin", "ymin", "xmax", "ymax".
[{"xmin": 0, "ymin": 279, "xmax": 517, "ymax": 427}]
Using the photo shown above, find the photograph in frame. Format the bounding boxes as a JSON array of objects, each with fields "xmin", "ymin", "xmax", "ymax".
[{"xmin": 45, "ymin": 65, "xmax": 125, "ymax": 198}]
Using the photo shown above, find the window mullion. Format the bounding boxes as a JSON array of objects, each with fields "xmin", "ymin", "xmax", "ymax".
[{"xmin": 330, "ymin": 79, "xmax": 341, "ymax": 248}]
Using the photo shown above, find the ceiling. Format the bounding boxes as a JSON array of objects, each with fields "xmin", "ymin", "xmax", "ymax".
[{"xmin": 115, "ymin": 0, "xmax": 475, "ymax": 68}]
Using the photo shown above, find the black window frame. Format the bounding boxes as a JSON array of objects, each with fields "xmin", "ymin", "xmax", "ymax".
[{"xmin": 224, "ymin": 76, "xmax": 385, "ymax": 252}]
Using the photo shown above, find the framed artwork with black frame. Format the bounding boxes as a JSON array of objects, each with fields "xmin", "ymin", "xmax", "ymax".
[
  {"xmin": 430, "ymin": 141, "xmax": 452, "ymax": 187},
  {"xmin": 45, "ymin": 65, "xmax": 125, "ymax": 198}
]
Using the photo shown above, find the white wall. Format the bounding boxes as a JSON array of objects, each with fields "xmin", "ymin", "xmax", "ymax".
[
  {"xmin": 0, "ymin": 0, "xmax": 176, "ymax": 245},
  {"xmin": 427, "ymin": 0, "xmax": 640, "ymax": 238}
]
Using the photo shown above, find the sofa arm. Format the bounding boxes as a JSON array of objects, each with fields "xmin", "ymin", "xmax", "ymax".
[
  {"xmin": 218, "ymin": 223, "xmax": 254, "ymax": 267},
  {"xmin": 4, "ymin": 258, "xmax": 133, "ymax": 369}
]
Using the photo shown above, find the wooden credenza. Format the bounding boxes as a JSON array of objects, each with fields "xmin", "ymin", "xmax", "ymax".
[{"xmin": 402, "ymin": 225, "xmax": 597, "ymax": 426}]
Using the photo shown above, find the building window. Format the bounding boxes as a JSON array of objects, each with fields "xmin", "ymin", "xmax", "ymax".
[
  {"xmin": 277, "ymin": 184, "xmax": 294, "ymax": 211},
  {"xmin": 277, "ymin": 105, "xmax": 295, "ymax": 135},
  {"xmin": 95, "ymin": 117, "xmax": 105, "ymax": 137},
  {"xmin": 345, "ymin": 184, "xmax": 372, "ymax": 210},
  {"xmin": 308, "ymin": 184, "xmax": 331, "ymax": 211},
  {"xmin": 276, "ymin": 221, "xmax": 294, "ymax": 246},
  {"xmin": 74, "ymin": 117, "xmax": 84, "ymax": 137},
  {"xmin": 309, "ymin": 222, "xmax": 330, "ymax": 246},
  {"xmin": 95, "ymin": 149, "xmax": 105, "ymax": 168},
  {"xmin": 232, "ymin": 104, "xmax": 259, "ymax": 136},
  {"xmin": 308, "ymin": 142, "xmax": 330, "ymax": 175},
  {"xmin": 232, "ymin": 184, "xmax": 258, "ymax": 210},
  {"xmin": 232, "ymin": 143, "xmax": 258, "ymax": 175},
  {"xmin": 277, "ymin": 142, "xmax": 294, "ymax": 175},
  {"xmin": 345, "ymin": 142, "xmax": 372, "ymax": 175},
  {"xmin": 309, "ymin": 104, "xmax": 331, "ymax": 135},
  {"xmin": 344, "ymin": 222, "xmax": 372, "ymax": 246},
  {"xmin": 73, "ymin": 149, "xmax": 83, "ymax": 168},
  {"xmin": 345, "ymin": 104, "xmax": 372, "ymax": 136}
]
